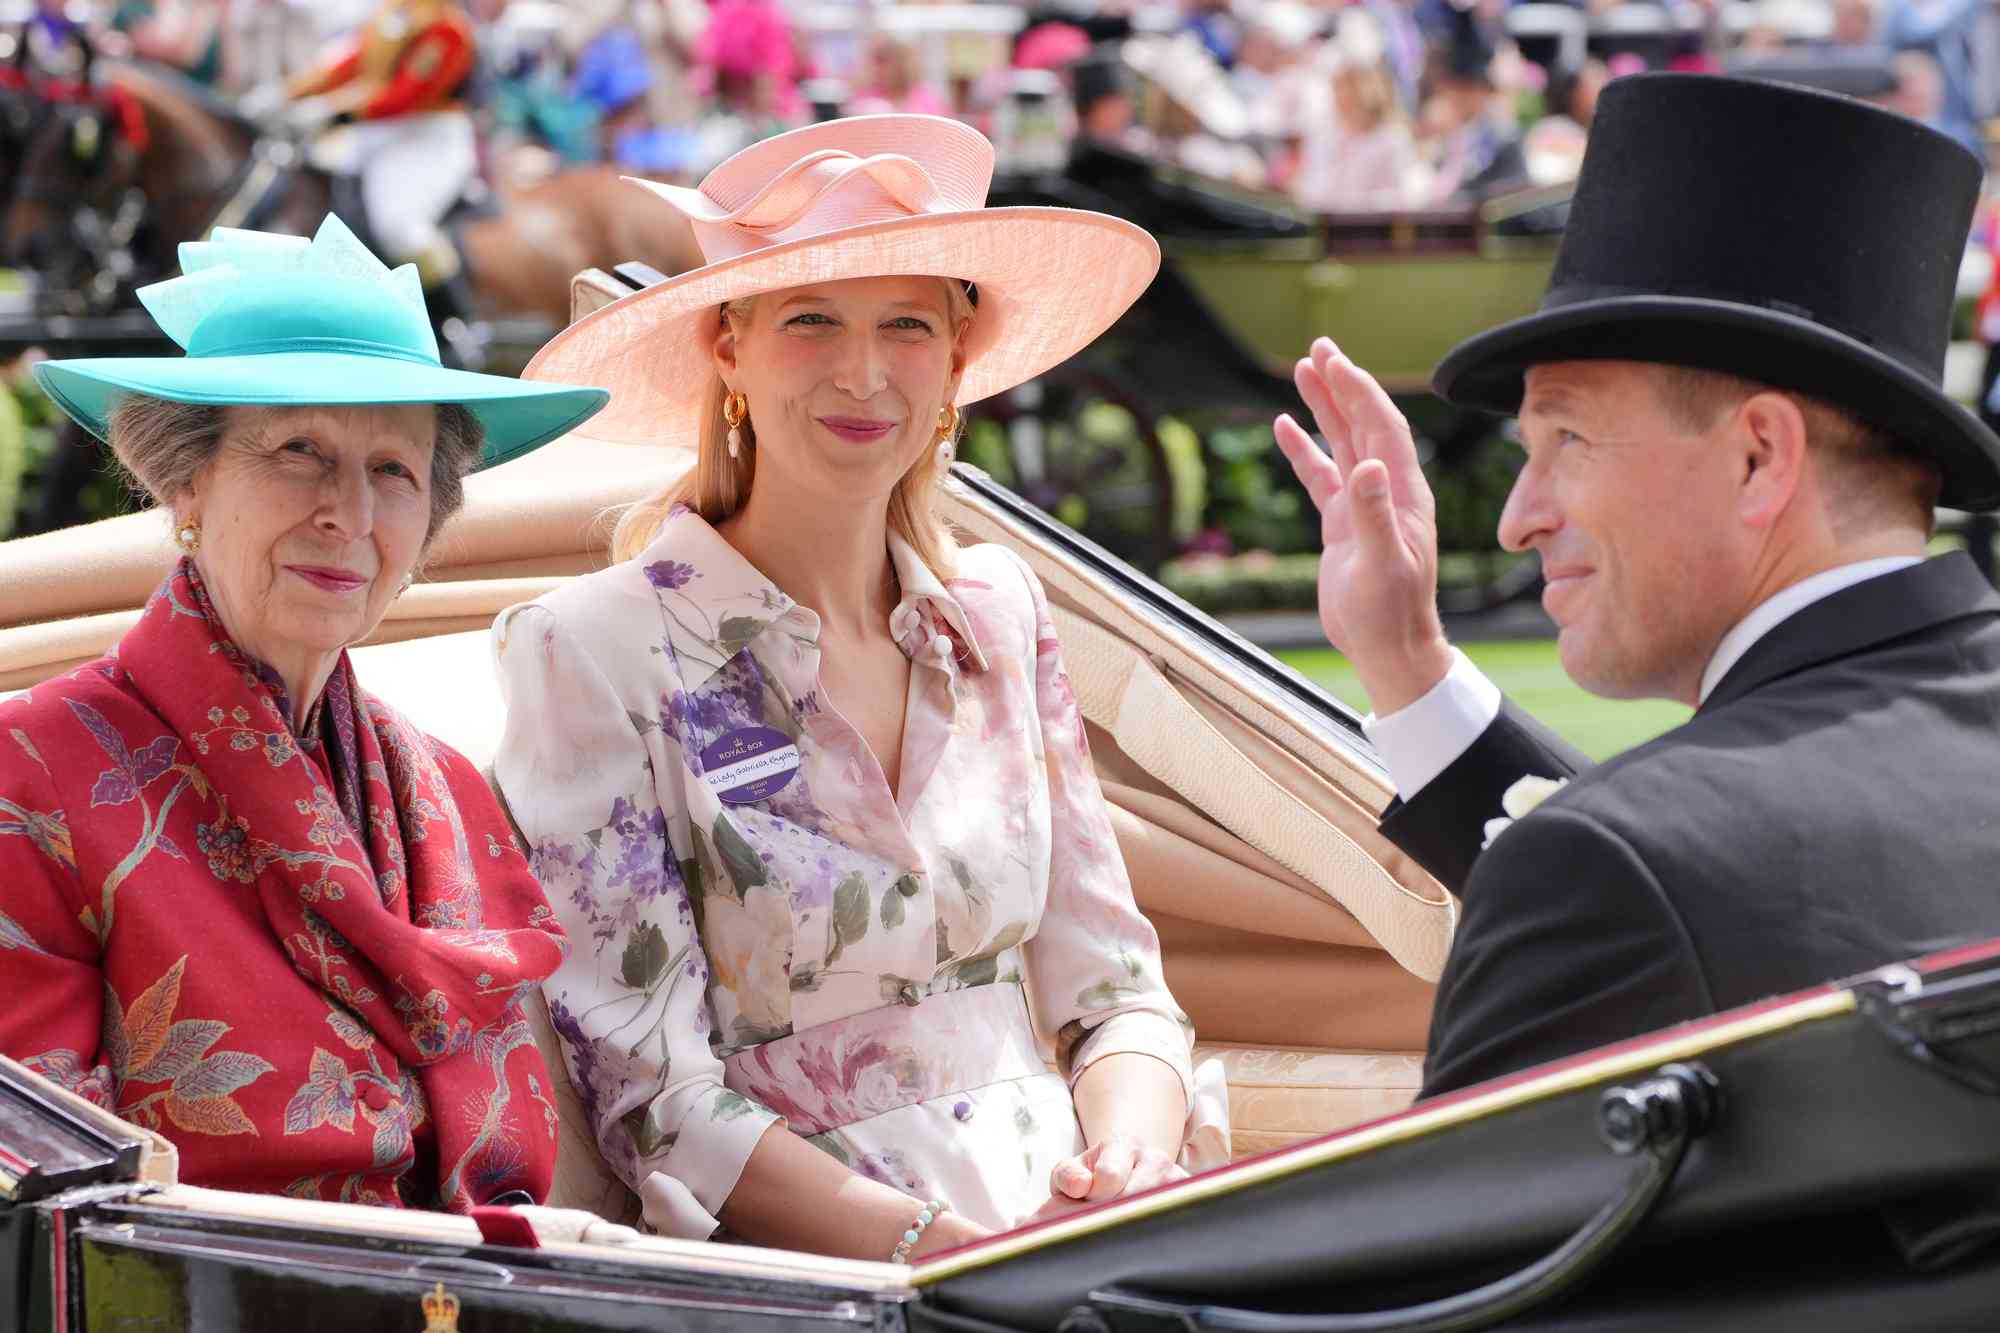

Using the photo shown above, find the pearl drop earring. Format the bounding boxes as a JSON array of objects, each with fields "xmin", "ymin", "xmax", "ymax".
[
  {"xmin": 934, "ymin": 402, "xmax": 960, "ymax": 472},
  {"xmin": 723, "ymin": 391, "xmax": 748, "ymax": 459}
]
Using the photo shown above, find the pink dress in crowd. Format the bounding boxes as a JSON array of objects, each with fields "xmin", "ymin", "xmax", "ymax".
[{"xmin": 1293, "ymin": 120, "xmax": 1419, "ymax": 213}]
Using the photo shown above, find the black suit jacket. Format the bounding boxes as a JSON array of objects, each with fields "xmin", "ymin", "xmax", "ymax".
[{"xmin": 1378, "ymin": 555, "xmax": 2000, "ymax": 1099}]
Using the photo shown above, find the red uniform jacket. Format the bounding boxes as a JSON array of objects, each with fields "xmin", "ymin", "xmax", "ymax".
[{"xmin": 310, "ymin": 7, "xmax": 476, "ymax": 120}]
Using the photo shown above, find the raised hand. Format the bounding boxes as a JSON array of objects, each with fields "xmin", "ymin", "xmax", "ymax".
[{"xmin": 1272, "ymin": 338, "xmax": 1455, "ymax": 717}]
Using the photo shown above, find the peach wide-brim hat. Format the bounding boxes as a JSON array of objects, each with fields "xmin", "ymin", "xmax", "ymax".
[{"xmin": 520, "ymin": 114, "xmax": 1161, "ymax": 448}]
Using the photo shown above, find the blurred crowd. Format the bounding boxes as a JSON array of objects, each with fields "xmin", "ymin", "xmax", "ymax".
[{"xmin": 9, "ymin": 0, "xmax": 2000, "ymax": 219}]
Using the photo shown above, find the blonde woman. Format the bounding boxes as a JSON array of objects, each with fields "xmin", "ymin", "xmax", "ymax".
[
  {"xmin": 1293, "ymin": 55, "xmax": 1420, "ymax": 214},
  {"xmin": 492, "ymin": 116, "xmax": 1227, "ymax": 1261}
]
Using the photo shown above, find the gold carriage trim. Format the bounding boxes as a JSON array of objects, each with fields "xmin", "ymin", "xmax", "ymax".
[{"xmin": 912, "ymin": 987, "xmax": 1857, "ymax": 1282}]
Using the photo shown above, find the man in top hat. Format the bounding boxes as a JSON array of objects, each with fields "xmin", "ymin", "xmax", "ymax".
[
  {"xmin": 1275, "ymin": 72, "xmax": 2000, "ymax": 1099},
  {"xmin": 1419, "ymin": 8, "xmax": 1530, "ymax": 205}
]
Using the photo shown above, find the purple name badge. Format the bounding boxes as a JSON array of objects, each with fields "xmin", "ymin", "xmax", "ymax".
[{"xmin": 700, "ymin": 726, "xmax": 801, "ymax": 804}]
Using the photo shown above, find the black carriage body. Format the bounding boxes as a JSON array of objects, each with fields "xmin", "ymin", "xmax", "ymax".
[
  {"xmin": 11, "ymin": 944, "xmax": 2000, "ymax": 1332},
  {"xmin": 40, "ymin": 1207, "xmax": 903, "ymax": 1332},
  {"xmin": 0, "ymin": 1076, "xmax": 907, "ymax": 1333},
  {"xmin": 917, "ymin": 946, "xmax": 2000, "ymax": 1333}
]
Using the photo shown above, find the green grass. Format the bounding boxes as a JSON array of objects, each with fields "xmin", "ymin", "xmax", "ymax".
[{"xmin": 1275, "ymin": 640, "xmax": 1691, "ymax": 761}]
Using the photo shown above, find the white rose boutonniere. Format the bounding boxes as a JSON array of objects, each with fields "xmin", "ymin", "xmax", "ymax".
[{"xmin": 1481, "ymin": 775, "xmax": 1570, "ymax": 851}]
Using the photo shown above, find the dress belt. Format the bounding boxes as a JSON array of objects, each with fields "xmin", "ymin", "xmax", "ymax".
[{"xmin": 722, "ymin": 981, "xmax": 1049, "ymax": 1137}]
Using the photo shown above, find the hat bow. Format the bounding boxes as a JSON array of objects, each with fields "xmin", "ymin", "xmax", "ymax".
[{"xmin": 668, "ymin": 149, "xmax": 955, "ymax": 262}]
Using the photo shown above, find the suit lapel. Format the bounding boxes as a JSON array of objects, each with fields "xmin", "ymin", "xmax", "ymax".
[{"xmin": 1701, "ymin": 554, "xmax": 2000, "ymax": 713}]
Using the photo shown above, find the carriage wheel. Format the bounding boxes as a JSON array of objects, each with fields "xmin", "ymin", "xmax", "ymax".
[{"xmin": 963, "ymin": 366, "xmax": 1179, "ymax": 572}]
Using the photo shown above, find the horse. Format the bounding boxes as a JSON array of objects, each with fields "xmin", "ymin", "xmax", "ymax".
[
  {"xmin": 3, "ymin": 60, "xmax": 702, "ymax": 330},
  {"xmin": 0, "ymin": 71, "xmax": 57, "ymax": 208},
  {"xmin": 3, "ymin": 60, "xmax": 703, "ymax": 536}
]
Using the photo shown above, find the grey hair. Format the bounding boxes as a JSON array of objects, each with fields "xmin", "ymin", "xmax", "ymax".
[{"xmin": 104, "ymin": 396, "xmax": 484, "ymax": 543}]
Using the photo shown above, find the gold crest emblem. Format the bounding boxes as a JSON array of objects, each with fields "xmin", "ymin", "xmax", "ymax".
[{"xmin": 421, "ymin": 1281, "xmax": 461, "ymax": 1332}]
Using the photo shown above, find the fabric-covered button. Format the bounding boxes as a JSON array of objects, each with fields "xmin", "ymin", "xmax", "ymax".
[
  {"xmin": 361, "ymin": 1083, "xmax": 393, "ymax": 1112},
  {"xmin": 893, "ymin": 606, "xmax": 921, "ymax": 636},
  {"xmin": 928, "ymin": 633, "xmax": 952, "ymax": 661}
]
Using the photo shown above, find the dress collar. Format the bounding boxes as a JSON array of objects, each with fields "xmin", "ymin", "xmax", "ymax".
[
  {"xmin": 639, "ymin": 506, "xmax": 987, "ymax": 691},
  {"xmin": 888, "ymin": 530, "xmax": 988, "ymax": 675}
]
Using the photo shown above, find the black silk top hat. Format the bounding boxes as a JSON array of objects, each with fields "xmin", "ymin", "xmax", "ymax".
[{"xmin": 1434, "ymin": 73, "xmax": 2000, "ymax": 510}]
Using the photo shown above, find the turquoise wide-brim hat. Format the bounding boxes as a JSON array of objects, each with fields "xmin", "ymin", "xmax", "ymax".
[{"xmin": 32, "ymin": 215, "xmax": 609, "ymax": 469}]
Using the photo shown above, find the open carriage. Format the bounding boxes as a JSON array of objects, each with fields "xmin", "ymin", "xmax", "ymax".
[
  {"xmin": 973, "ymin": 143, "xmax": 1562, "ymax": 603},
  {"xmin": 4, "ymin": 266, "xmax": 2000, "ymax": 1332}
]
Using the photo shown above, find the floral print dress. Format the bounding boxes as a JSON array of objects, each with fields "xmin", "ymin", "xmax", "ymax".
[{"xmin": 492, "ymin": 507, "xmax": 1227, "ymax": 1238}]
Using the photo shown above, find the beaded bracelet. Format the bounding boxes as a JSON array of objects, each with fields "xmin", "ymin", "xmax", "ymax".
[{"xmin": 890, "ymin": 1199, "xmax": 950, "ymax": 1263}]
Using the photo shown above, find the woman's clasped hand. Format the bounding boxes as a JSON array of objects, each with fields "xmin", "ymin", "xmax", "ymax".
[{"xmin": 1032, "ymin": 1137, "xmax": 1191, "ymax": 1223}]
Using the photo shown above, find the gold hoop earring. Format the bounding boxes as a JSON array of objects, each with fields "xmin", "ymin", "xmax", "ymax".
[
  {"xmin": 723, "ymin": 391, "xmax": 748, "ymax": 459},
  {"xmin": 174, "ymin": 516, "xmax": 202, "ymax": 556},
  {"xmin": 934, "ymin": 403, "xmax": 960, "ymax": 469}
]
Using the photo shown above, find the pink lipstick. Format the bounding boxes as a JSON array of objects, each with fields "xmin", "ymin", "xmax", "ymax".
[
  {"xmin": 818, "ymin": 416, "xmax": 896, "ymax": 443},
  {"xmin": 288, "ymin": 565, "xmax": 368, "ymax": 593}
]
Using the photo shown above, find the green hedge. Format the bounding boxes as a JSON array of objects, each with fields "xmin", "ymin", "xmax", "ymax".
[
  {"xmin": 1159, "ymin": 552, "xmax": 1322, "ymax": 614},
  {"xmin": 1162, "ymin": 549, "xmax": 1542, "ymax": 616}
]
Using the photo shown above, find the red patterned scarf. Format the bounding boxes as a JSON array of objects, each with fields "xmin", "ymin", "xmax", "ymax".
[{"xmin": 117, "ymin": 561, "xmax": 568, "ymax": 1208}]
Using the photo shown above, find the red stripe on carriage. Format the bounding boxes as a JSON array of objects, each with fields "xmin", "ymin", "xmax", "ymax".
[
  {"xmin": 1912, "ymin": 935, "xmax": 2000, "ymax": 975},
  {"xmin": 52, "ymin": 1205, "xmax": 68, "ymax": 1333}
]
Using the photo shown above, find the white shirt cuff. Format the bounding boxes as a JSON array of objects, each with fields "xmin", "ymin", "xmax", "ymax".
[{"xmin": 1360, "ymin": 647, "xmax": 1502, "ymax": 799}]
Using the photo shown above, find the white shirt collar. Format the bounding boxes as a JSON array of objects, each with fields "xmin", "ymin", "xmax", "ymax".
[{"xmin": 1697, "ymin": 556, "xmax": 1922, "ymax": 703}]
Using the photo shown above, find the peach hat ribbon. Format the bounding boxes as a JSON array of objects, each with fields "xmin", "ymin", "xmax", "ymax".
[
  {"xmin": 627, "ymin": 118, "xmax": 1000, "ymax": 264},
  {"xmin": 659, "ymin": 150, "xmax": 953, "ymax": 261}
]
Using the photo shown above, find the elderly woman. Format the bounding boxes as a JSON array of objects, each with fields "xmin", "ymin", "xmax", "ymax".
[
  {"xmin": 495, "ymin": 115, "xmax": 1227, "ymax": 1261},
  {"xmin": 0, "ymin": 216, "xmax": 607, "ymax": 1210}
]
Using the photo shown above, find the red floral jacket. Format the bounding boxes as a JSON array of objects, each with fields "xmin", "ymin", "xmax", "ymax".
[{"xmin": 0, "ymin": 563, "xmax": 566, "ymax": 1209}]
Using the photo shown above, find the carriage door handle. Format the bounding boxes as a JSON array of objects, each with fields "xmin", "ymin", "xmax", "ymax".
[{"xmin": 1066, "ymin": 1061, "xmax": 1721, "ymax": 1333}]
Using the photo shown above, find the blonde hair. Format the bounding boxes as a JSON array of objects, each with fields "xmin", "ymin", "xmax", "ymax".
[
  {"xmin": 1333, "ymin": 60, "xmax": 1400, "ymax": 133},
  {"xmin": 612, "ymin": 279, "xmax": 977, "ymax": 576}
]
